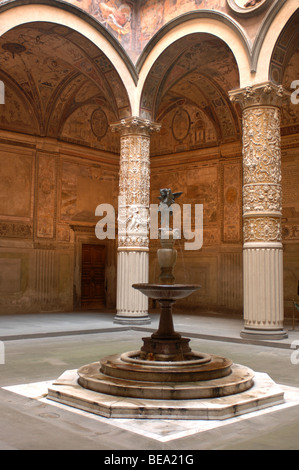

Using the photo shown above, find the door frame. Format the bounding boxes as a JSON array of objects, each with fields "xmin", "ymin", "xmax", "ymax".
[
  {"xmin": 71, "ymin": 225, "xmax": 110, "ymax": 311},
  {"xmin": 81, "ymin": 243, "xmax": 106, "ymax": 310}
]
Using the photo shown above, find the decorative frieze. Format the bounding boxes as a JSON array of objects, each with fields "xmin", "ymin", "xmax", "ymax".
[
  {"xmin": 243, "ymin": 217, "xmax": 282, "ymax": 243},
  {"xmin": 243, "ymin": 184, "xmax": 282, "ymax": 214},
  {"xmin": 0, "ymin": 222, "xmax": 33, "ymax": 239}
]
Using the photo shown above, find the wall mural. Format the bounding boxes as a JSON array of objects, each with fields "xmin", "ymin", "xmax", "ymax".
[{"xmin": 64, "ymin": 0, "xmax": 229, "ymax": 61}]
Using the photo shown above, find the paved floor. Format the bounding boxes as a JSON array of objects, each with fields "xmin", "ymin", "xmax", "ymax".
[{"xmin": 0, "ymin": 310, "xmax": 299, "ymax": 450}]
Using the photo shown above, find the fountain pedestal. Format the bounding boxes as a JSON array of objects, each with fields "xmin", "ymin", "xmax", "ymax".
[{"xmin": 135, "ymin": 285, "xmax": 197, "ymax": 361}]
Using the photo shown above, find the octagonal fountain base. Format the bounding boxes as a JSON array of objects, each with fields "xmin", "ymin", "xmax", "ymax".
[{"xmin": 47, "ymin": 367, "xmax": 284, "ymax": 420}]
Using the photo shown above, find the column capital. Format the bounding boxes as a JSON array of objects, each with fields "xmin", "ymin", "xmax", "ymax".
[
  {"xmin": 229, "ymin": 81, "xmax": 289, "ymax": 109},
  {"xmin": 111, "ymin": 116, "xmax": 161, "ymax": 137}
]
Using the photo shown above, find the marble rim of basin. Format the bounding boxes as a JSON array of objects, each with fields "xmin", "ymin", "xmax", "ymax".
[
  {"xmin": 120, "ymin": 350, "xmax": 212, "ymax": 367},
  {"xmin": 132, "ymin": 283, "xmax": 200, "ymax": 300}
]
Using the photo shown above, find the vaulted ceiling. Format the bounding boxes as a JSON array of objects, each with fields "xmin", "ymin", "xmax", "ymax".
[
  {"xmin": 141, "ymin": 33, "xmax": 241, "ymax": 155},
  {"xmin": 0, "ymin": 22, "xmax": 131, "ymax": 152}
]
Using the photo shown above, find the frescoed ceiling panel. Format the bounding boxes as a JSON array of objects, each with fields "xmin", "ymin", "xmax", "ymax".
[
  {"xmin": 0, "ymin": 22, "xmax": 131, "ymax": 152},
  {"xmin": 143, "ymin": 33, "xmax": 240, "ymax": 155},
  {"xmin": 60, "ymin": 0, "xmax": 271, "ymax": 62}
]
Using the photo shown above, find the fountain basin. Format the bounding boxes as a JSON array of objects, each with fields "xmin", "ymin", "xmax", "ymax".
[{"xmin": 132, "ymin": 283, "xmax": 200, "ymax": 300}]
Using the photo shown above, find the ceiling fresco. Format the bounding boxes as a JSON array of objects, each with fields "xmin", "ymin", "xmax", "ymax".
[
  {"xmin": 143, "ymin": 33, "xmax": 241, "ymax": 155},
  {"xmin": 0, "ymin": 7, "xmax": 297, "ymax": 157},
  {"xmin": 59, "ymin": 0, "xmax": 272, "ymax": 62},
  {"xmin": 0, "ymin": 22, "xmax": 131, "ymax": 152}
]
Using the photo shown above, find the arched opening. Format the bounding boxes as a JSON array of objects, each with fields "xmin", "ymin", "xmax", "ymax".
[
  {"xmin": 0, "ymin": 21, "xmax": 131, "ymax": 314},
  {"xmin": 141, "ymin": 33, "xmax": 243, "ymax": 315}
]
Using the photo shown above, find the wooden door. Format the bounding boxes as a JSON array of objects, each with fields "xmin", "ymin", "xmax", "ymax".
[{"xmin": 81, "ymin": 244, "xmax": 106, "ymax": 310}]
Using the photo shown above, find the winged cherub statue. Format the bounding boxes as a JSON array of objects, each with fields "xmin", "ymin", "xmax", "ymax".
[{"xmin": 158, "ymin": 188, "xmax": 183, "ymax": 208}]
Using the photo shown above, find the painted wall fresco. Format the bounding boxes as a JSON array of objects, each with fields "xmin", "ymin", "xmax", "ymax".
[
  {"xmin": 64, "ymin": 0, "xmax": 228, "ymax": 61},
  {"xmin": 0, "ymin": 149, "xmax": 34, "ymax": 220},
  {"xmin": 148, "ymin": 35, "xmax": 240, "ymax": 146},
  {"xmin": 36, "ymin": 153, "xmax": 57, "ymax": 239},
  {"xmin": 151, "ymin": 103, "xmax": 218, "ymax": 155},
  {"xmin": 60, "ymin": 158, "xmax": 118, "ymax": 223},
  {"xmin": 139, "ymin": 0, "xmax": 227, "ymax": 51}
]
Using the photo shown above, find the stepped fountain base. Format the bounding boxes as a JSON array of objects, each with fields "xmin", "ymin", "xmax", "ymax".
[
  {"xmin": 47, "ymin": 282, "xmax": 285, "ymax": 419},
  {"xmin": 47, "ymin": 367, "xmax": 284, "ymax": 420},
  {"xmin": 77, "ymin": 354, "xmax": 253, "ymax": 400},
  {"xmin": 46, "ymin": 190, "xmax": 285, "ymax": 420}
]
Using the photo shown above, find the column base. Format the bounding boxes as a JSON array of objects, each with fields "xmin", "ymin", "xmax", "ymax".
[
  {"xmin": 240, "ymin": 327, "xmax": 288, "ymax": 340},
  {"xmin": 113, "ymin": 314, "xmax": 151, "ymax": 325}
]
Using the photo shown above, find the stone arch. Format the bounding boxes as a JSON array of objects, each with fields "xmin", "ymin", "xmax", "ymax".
[
  {"xmin": 137, "ymin": 11, "xmax": 251, "ymax": 117},
  {"xmin": 253, "ymin": 0, "xmax": 299, "ymax": 85},
  {"xmin": 139, "ymin": 32, "xmax": 241, "ymax": 151},
  {"xmin": 267, "ymin": 7, "xmax": 299, "ymax": 139}
]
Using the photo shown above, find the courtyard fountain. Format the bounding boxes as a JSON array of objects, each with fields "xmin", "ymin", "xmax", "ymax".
[{"xmin": 47, "ymin": 189, "xmax": 285, "ymax": 419}]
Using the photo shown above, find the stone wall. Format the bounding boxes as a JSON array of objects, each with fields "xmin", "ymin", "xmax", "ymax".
[
  {"xmin": 149, "ymin": 134, "xmax": 299, "ymax": 317},
  {"xmin": 0, "ymin": 132, "xmax": 119, "ymax": 314}
]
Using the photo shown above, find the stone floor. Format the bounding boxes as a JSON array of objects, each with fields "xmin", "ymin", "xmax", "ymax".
[{"xmin": 0, "ymin": 310, "xmax": 299, "ymax": 450}]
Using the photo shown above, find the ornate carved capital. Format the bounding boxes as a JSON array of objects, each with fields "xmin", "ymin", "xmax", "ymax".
[
  {"xmin": 229, "ymin": 81, "xmax": 288, "ymax": 110},
  {"xmin": 111, "ymin": 116, "xmax": 161, "ymax": 137}
]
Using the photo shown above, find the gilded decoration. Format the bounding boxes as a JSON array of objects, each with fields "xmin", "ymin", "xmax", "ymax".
[
  {"xmin": 242, "ymin": 107, "xmax": 282, "ymax": 186},
  {"xmin": 112, "ymin": 117, "xmax": 160, "ymax": 249},
  {"xmin": 243, "ymin": 217, "xmax": 282, "ymax": 243},
  {"xmin": 230, "ymin": 83, "xmax": 285, "ymax": 244},
  {"xmin": 243, "ymin": 184, "xmax": 282, "ymax": 214}
]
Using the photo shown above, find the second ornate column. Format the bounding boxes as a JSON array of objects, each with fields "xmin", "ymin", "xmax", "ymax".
[
  {"xmin": 111, "ymin": 117, "xmax": 160, "ymax": 325},
  {"xmin": 230, "ymin": 82, "xmax": 288, "ymax": 339}
]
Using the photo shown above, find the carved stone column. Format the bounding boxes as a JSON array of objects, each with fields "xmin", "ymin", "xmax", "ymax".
[
  {"xmin": 230, "ymin": 82, "xmax": 288, "ymax": 339},
  {"xmin": 111, "ymin": 117, "xmax": 161, "ymax": 324}
]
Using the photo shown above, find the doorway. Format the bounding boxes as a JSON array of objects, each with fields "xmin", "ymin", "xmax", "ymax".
[{"xmin": 81, "ymin": 244, "xmax": 106, "ymax": 310}]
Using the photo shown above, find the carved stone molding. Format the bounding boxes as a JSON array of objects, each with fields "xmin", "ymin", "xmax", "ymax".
[
  {"xmin": 229, "ymin": 81, "xmax": 288, "ymax": 110},
  {"xmin": 111, "ymin": 116, "xmax": 161, "ymax": 137},
  {"xmin": 0, "ymin": 221, "xmax": 33, "ymax": 239},
  {"xmin": 242, "ymin": 107, "xmax": 282, "ymax": 185},
  {"xmin": 243, "ymin": 217, "xmax": 282, "ymax": 243},
  {"xmin": 243, "ymin": 184, "xmax": 282, "ymax": 215}
]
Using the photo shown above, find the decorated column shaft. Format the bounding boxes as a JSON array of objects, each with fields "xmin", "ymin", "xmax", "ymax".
[
  {"xmin": 230, "ymin": 82, "xmax": 288, "ymax": 339},
  {"xmin": 111, "ymin": 117, "xmax": 160, "ymax": 324}
]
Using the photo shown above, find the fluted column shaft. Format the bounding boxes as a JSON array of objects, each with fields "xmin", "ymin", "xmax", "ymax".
[
  {"xmin": 111, "ymin": 117, "xmax": 160, "ymax": 324},
  {"xmin": 230, "ymin": 82, "xmax": 288, "ymax": 339}
]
